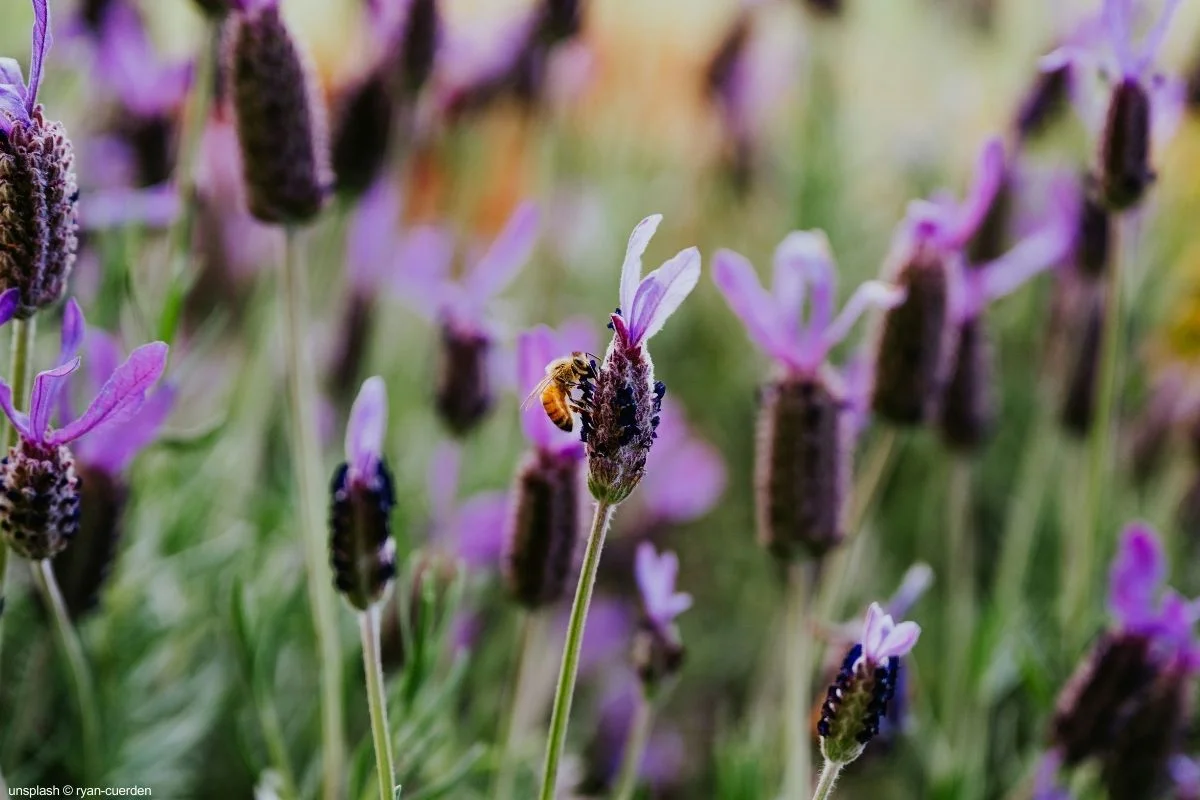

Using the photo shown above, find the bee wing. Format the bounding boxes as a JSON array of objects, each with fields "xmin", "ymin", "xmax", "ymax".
[{"xmin": 520, "ymin": 376, "xmax": 555, "ymax": 410}]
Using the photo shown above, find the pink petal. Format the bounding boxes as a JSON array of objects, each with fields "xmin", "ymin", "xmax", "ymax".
[
  {"xmin": 861, "ymin": 602, "xmax": 886, "ymax": 660},
  {"xmin": 665, "ymin": 592, "xmax": 693, "ymax": 619},
  {"xmin": 29, "ymin": 358, "xmax": 81, "ymax": 441},
  {"xmin": 465, "ymin": 201, "xmax": 540, "ymax": 304},
  {"xmin": 345, "ymin": 376, "xmax": 388, "ymax": 483},
  {"xmin": 712, "ymin": 249, "xmax": 793, "ymax": 363},
  {"xmin": 49, "ymin": 342, "xmax": 169, "ymax": 446},
  {"xmin": 771, "ymin": 236, "xmax": 808, "ymax": 335},
  {"xmin": 1135, "ymin": 0, "xmax": 1181, "ymax": 76},
  {"xmin": 620, "ymin": 215, "xmax": 663, "ymax": 318}
]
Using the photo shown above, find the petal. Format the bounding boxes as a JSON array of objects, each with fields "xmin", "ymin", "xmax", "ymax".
[
  {"xmin": 817, "ymin": 280, "xmax": 907, "ymax": 366},
  {"xmin": 28, "ymin": 0, "xmax": 51, "ymax": 109},
  {"xmin": 345, "ymin": 376, "xmax": 388, "ymax": 484},
  {"xmin": 1104, "ymin": 0, "xmax": 1135, "ymax": 76},
  {"xmin": 630, "ymin": 246, "xmax": 701, "ymax": 343},
  {"xmin": 0, "ymin": 84, "xmax": 30, "ymax": 135},
  {"xmin": 620, "ymin": 215, "xmax": 663, "ymax": 318},
  {"xmin": 1107, "ymin": 521, "xmax": 1165, "ymax": 628},
  {"xmin": 0, "ymin": 288, "xmax": 21, "ymax": 328},
  {"xmin": 943, "ymin": 137, "xmax": 1006, "ymax": 250},
  {"xmin": 49, "ymin": 342, "xmax": 169, "ymax": 446},
  {"xmin": 393, "ymin": 225, "xmax": 456, "ymax": 321},
  {"xmin": 29, "ymin": 358, "xmax": 81, "ymax": 441},
  {"xmin": 85, "ymin": 329, "xmax": 123, "ymax": 396},
  {"xmin": 664, "ymin": 591, "xmax": 693, "ymax": 620},
  {"xmin": 876, "ymin": 620, "xmax": 921, "ymax": 659},
  {"xmin": 634, "ymin": 541, "xmax": 657, "ymax": 604},
  {"xmin": 776, "ymin": 231, "xmax": 837, "ymax": 339},
  {"xmin": 771, "ymin": 236, "xmax": 808, "ymax": 335},
  {"xmin": 517, "ymin": 325, "xmax": 561, "ymax": 449},
  {"xmin": 58, "ymin": 298, "xmax": 85, "ymax": 366},
  {"xmin": 642, "ymin": 439, "xmax": 726, "ymax": 523},
  {"xmin": 860, "ymin": 602, "xmax": 886, "ymax": 660},
  {"xmin": 1136, "ymin": 0, "xmax": 1182, "ymax": 76},
  {"xmin": 428, "ymin": 442, "xmax": 461, "ymax": 530},
  {"xmin": 76, "ymin": 384, "xmax": 176, "ymax": 474},
  {"xmin": 465, "ymin": 201, "xmax": 540, "ymax": 303},
  {"xmin": 347, "ymin": 180, "xmax": 403, "ymax": 293},
  {"xmin": 0, "ymin": 58, "xmax": 24, "ymax": 89},
  {"xmin": 0, "ymin": 380, "xmax": 31, "ymax": 441},
  {"xmin": 450, "ymin": 491, "xmax": 509, "ymax": 569},
  {"xmin": 887, "ymin": 563, "xmax": 934, "ymax": 619},
  {"xmin": 713, "ymin": 249, "xmax": 793, "ymax": 362}
]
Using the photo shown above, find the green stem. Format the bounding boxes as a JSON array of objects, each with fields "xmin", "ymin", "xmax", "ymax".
[
  {"xmin": 612, "ymin": 687, "xmax": 655, "ymax": 800},
  {"xmin": 361, "ymin": 605, "xmax": 397, "ymax": 800},
  {"xmin": 810, "ymin": 760, "xmax": 844, "ymax": 800},
  {"xmin": 537, "ymin": 499, "xmax": 615, "ymax": 800},
  {"xmin": 1071, "ymin": 214, "xmax": 1131, "ymax": 642},
  {"xmin": 281, "ymin": 228, "xmax": 345, "ymax": 799},
  {"xmin": 31, "ymin": 560, "xmax": 100, "ymax": 779},
  {"xmin": 494, "ymin": 611, "xmax": 538, "ymax": 800},
  {"xmin": 782, "ymin": 561, "xmax": 816, "ymax": 799},
  {"xmin": 0, "ymin": 317, "xmax": 35, "ymax": 692},
  {"xmin": 945, "ymin": 458, "xmax": 974, "ymax": 722}
]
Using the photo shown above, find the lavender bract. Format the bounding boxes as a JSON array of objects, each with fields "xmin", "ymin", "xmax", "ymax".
[
  {"xmin": 713, "ymin": 230, "xmax": 903, "ymax": 558},
  {"xmin": 0, "ymin": 294, "xmax": 168, "ymax": 561},
  {"xmin": 0, "ymin": 0, "xmax": 79, "ymax": 319},
  {"xmin": 580, "ymin": 215, "xmax": 700, "ymax": 505},
  {"xmin": 632, "ymin": 542, "xmax": 691, "ymax": 688}
]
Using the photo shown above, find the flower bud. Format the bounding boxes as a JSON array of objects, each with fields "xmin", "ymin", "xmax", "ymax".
[
  {"xmin": 871, "ymin": 250, "xmax": 950, "ymax": 425},
  {"xmin": 1060, "ymin": 289, "xmax": 1105, "ymax": 438},
  {"xmin": 0, "ymin": 108, "xmax": 80, "ymax": 318},
  {"xmin": 328, "ymin": 458, "xmax": 398, "ymax": 611},
  {"xmin": 756, "ymin": 374, "xmax": 847, "ymax": 561},
  {"xmin": 1015, "ymin": 63, "xmax": 1071, "ymax": 141},
  {"xmin": 1101, "ymin": 665, "xmax": 1191, "ymax": 800},
  {"xmin": 939, "ymin": 317, "xmax": 994, "ymax": 452},
  {"xmin": 330, "ymin": 72, "xmax": 394, "ymax": 198},
  {"xmin": 631, "ymin": 616, "xmax": 685, "ymax": 690},
  {"xmin": 228, "ymin": 2, "xmax": 330, "ymax": 224},
  {"xmin": 434, "ymin": 322, "xmax": 494, "ymax": 436},
  {"xmin": 1098, "ymin": 78, "xmax": 1153, "ymax": 212},
  {"xmin": 1076, "ymin": 186, "xmax": 1112, "ymax": 281},
  {"xmin": 503, "ymin": 449, "xmax": 582, "ymax": 608},
  {"xmin": 0, "ymin": 442, "xmax": 81, "ymax": 561},
  {"xmin": 50, "ymin": 464, "xmax": 127, "ymax": 619},
  {"xmin": 818, "ymin": 643, "xmax": 900, "ymax": 764},
  {"xmin": 1051, "ymin": 632, "xmax": 1156, "ymax": 765},
  {"xmin": 580, "ymin": 335, "xmax": 664, "ymax": 505}
]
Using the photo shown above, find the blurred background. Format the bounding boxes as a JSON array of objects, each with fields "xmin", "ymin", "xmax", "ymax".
[{"xmin": 2, "ymin": 0, "xmax": 1200, "ymax": 797}]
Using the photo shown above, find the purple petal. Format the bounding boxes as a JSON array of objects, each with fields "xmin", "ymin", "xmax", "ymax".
[
  {"xmin": 84, "ymin": 328, "xmax": 122, "ymax": 397},
  {"xmin": 94, "ymin": 4, "xmax": 191, "ymax": 117},
  {"xmin": 517, "ymin": 326, "xmax": 561, "ymax": 450},
  {"xmin": 629, "ymin": 246, "xmax": 700, "ymax": 343},
  {"xmin": 76, "ymin": 384, "xmax": 176, "ymax": 474},
  {"xmin": 818, "ymin": 281, "xmax": 907, "ymax": 366},
  {"xmin": 876, "ymin": 620, "xmax": 920, "ymax": 659},
  {"xmin": 778, "ymin": 231, "xmax": 836, "ymax": 341},
  {"xmin": 886, "ymin": 563, "xmax": 934, "ymax": 619},
  {"xmin": 1136, "ymin": 0, "xmax": 1182, "ymax": 77},
  {"xmin": 449, "ymin": 491, "xmax": 509, "ymax": 569},
  {"xmin": 1170, "ymin": 755, "xmax": 1200, "ymax": 799},
  {"xmin": 575, "ymin": 597, "xmax": 633, "ymax": 675},
  {"xmin": 393, "ymin": 225, "xmax": 456, "ymax": 321},
  {"xmin": 642, "ymin": 438, "xmax": 725, "ymax": 523},
  {"xmin": 771, "ymin": 236, "xmax": 808, "ymax": 339},
  {"xmin": 58, "ymin": 298, "xmax": 84, "ymax": 367},
  {"xmin": 80, "ymin": 185, "xmax": 181, "ymax": 232},
  {"xmin": 861, "ymin": 602, "xmax": 887, "ymax": 661},
  {"xmin": 345, "ymin": 376, "xmax": 388, "ymax": 484},
  {"xmin": 712, "ymin": 248, "xmax": 793, "ymax": 364},
  {"xmin": 27, "ymin": 0, "xmax": 51, "ymax": 110},
  {"xmin": 0, "ymin": 288, "xmax": 21, "ymax": 328},
  {"xmin": 1108, "ymin": 521, "xmax": 1165, "ymax": 629},
  {"xmin": 0, "ymin": 58, "xmax": 24, "ymax": 89},
  {"xmin": 49, "ymin": 342, "xmax": 169, "ymax": 446},
  {"xmin": 0, "ymin": 380, "xmax": 31, "ymax": 441},
  {"xmin": 428, "ymin": 442, "xmax": 461, "ymax": 530},
  {"xmin": 29, "ymin": 358, "xmax": 81, "ymax": 442},
  {"xmin": 944, "ymin": 137, "xmax": 1006, "ymax": 250},
  {"xmin": 465, "ymin": 201, "xmax": 540, "ymax": 304},
  {"xmin": 1104, "ymin": 0, "xmax": 1135, "ymax": 76},
  {"xmin": 619, "ymin": 215, "xmax": 663, "ymax": 319},
  {"xmin": 348, "ymin": 180, "xmax": 403, "ymax": 294}
]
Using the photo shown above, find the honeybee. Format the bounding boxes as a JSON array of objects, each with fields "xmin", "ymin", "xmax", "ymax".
[{"xmin": 521, "ymin": 352, "xmax": 597, "ymax": 432}]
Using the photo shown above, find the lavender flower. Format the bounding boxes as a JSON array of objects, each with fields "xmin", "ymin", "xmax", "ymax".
[
  {"xmin": 1, "ymin": 0, "xmax": 80, "ymax": 318},
  {"xmin": 713, "ymin": 231, "xmax": 904, "ymax": 558},
  {"xmin": 371, "ymin": 0, "xmax": 441, "ymax": 98},
  {"xmin": 1172, "ymin": 756, "xmax": 1200, "ymax": 800},
  {"xmin": 396, "ymin": 202, "xmax": 540, "ymax": 436},
  {"xmin": 226, "ymin": 0, "xmax": 330, "ymax": 224},
  {"xmin": 0, "ymin": 294, "xmax": 168, "ymax": 561},
  {"xmin": 579, "ymin": 215, "xmax": 700, "ymax": 505},
  {"xmin": 51, "ymin": 325, "xmax": 175, "ymax": 619},
  {"xmin": 818, "ymin": 602, "xmax": 920, "ymax": 765},
  {"xmin": 425, "ymin": 443, "xmax": 509, "ymax": 571},
  {"xmin": 870, "ymin": 139, "xmax": 1007, "ymax": 425},
  {"xmin": 504, "ymin": 323, "xmax": 593, "ymax": 608},
  {"xmin": 637, "ymin": 399, "xmax": 726, "ymax": 528},
  {"xmin": 578, "ymin": 673, "xmax": 687, "ymax": 794},
  {"xmin": 631, "ymin": 542, "xmax": 692, "ymax": 688},
  {"xmin": 329, "ymin": 377, "xmax": 398, "ymax": 611}
]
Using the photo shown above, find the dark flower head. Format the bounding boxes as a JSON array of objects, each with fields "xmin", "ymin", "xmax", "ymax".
[
  {"xmin": 1, "ymin": 0, "xmax": 80, "ymax": 319},
  {"xmin": 1101, "ymin": 662, "xmax": 1192, "ymax": 800},
  {"xmin": 330, "ymin": 71, "xmax": 393, "ymax": 198},
  {"xmin": 227, "ymin": 0, "xmax": 330, "ymax": 224},
  {"xmin": 818, "ymin": 602, "xmax": 920, "ymax": 765},
  {"xmin": 581, "ymin": 215, "xmax": 700, "ymax": 505},
  {"xmin": 1015, "ymin": 57, "xmax": 1072, "ymax": 140},
  {"xmin": 329, "ymin": 376, "xmax": 397, "ymax": 611}
]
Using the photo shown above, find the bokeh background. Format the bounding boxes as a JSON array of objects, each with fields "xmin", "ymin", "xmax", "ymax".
[{"xmin": 3, "ymin": 0, "xmax": 1200, "ymax": 797}]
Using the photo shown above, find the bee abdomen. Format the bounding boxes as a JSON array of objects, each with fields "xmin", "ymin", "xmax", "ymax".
[{"xmin": 543, "ymin": 390, "xmax": 574, "ymax": 432}]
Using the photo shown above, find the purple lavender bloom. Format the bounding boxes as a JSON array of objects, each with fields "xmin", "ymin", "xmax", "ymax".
[
  {"xmin": 426, "ymin": 442, "xmax": 508, "ymax": 570},
  {"xmin": 0, "ymin": 296, "xmax": 167, "ymax": 561},
  {"xmin": 714, "ymin": 230, "xmax": 902, "ymax": 558},
  {"xmin": 1171, "ymin": 755, "xmax": 1200, "ymax": 800},
  {"xmin": 818, "ymin": 603, "xmax": 920, "ymax": 764},
  {"xmin": 638, "ymin": 399, "xmax": 726, "ymax": 526},
  {"xmin": 581, "ymin": 215, "xmax": 700, "ymax": 505},
  {"xmin": 631, "ymin": 542, "xmax": 691, "ymax": 688},
  {"xmin": 395, "ymin": 202, "xmax": 540, "ymax": 435}
]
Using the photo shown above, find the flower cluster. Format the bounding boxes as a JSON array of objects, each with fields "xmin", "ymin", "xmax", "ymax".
[{"xmin": 631, "ymin": 542, "xmax": 692, "ymax": 689}]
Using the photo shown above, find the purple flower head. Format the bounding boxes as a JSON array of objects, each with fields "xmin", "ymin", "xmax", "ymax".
[
  {"xmin": 516, "ymin": 320, "xmax": 596, "ymax": 458},
  {"xmin": 0, "ymin": 305, "xmax": 168, "ymax": 454},
  {"xmin": 1171, "ymin": 755, "xmax": 1200, "ymax": 800},
  {"xmin": 395, "ymin": 201, "xmax": 540, "ymax": 335},
  {"xmin": 427, "ymin": 442, "xmax": 508, "ymax": 570},
  {"xmin": 714, "ymin": 230, "xmax": 905, "ymax": 375},
  {"xmin": 857, "ymin": 602, "xmax": 920, "ymax": 669},
  {"xmin": 634, "ymin": 542, "xmax": 692, "ymax": 631},
  {"xmin": 610, "ymin": 215, "xmax": 701, "ymax": 349},
  {"xmin": 345, "ymin": 376, "xmax": 387, "ymax": 489},
  {"xmin": 0, "ymin": 0, "xmax": 51, "ymax": 135},
  {"xmin": 1032, "ymin": 750, "xmax": 1073, "ymax": 800},
  {"xmin": 638, "ymin": 399, "xmax": 726, "ymax": 525},
  {"xmin": 91, "ymin": 3, "xmax": 191, "ymax": 119},
  {"xmin": 1108, "ymin": 521, "xmax": 1167, "ymax": 630},
  {"xmin": 59, "ymin": 325, "xmax": 176, "ymax": 475}
]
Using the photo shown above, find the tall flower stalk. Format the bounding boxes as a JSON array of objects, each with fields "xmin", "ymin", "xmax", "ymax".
[{"xmin": 537, "ymin": 214, "xmax": 700, "ymax": 799}]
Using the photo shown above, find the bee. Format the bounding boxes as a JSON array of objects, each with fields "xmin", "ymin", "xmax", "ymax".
[{"xmin": 521, "ymin": 352, "xmax": 598, "ymax": 432}]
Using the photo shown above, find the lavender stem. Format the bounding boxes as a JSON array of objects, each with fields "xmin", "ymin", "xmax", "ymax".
[
  {"xmin": 783, "ymin": 560, "xmax": 816, "ymax": 798},
  {"xmin": 612, "ymin": 687, "xmax": 654, "ymax": 800},
  {"xmin": 282, "ymin": 228, "xmax": 346, "ymax": 798},
  {"xmin": 537, "ymin": 499, "xmax": 615, "ymax": 800},
  {"xmin": 0, "ymin": 316, "xmax": 35, "ymax": 694},
  {"xmin": 31, "ymin": 559, "xmax": 100, "ymax": 779},
  {"xmin": 361, "ymin": 605, "xmax": 397, "ymax": 800},
  {"xmin": 810, "ymin": 759, "xmax": 844, "ymax": 800}
]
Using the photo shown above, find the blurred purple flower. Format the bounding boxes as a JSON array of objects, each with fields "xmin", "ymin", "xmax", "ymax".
[
  {"xmin": 59, "ymin": 324, "xmax": 176, "ymax": 476},
  {"xmin": 609, "ymin": 214, "xmax": 701, "ymax": 349},
  {"xmin": 78, "ymin": 185, "xmax": 181, "ymax": 232},
  {"xmin": 347, "ymin": 180, "xmax": 403, "ymax": 297},
  {"xmin": 1033, "ymin": 750, "xmax": 1074, "ymax": 800},
  {"xmin": 90, "ymin": 3, "xmax": 191, "ymax": 120},
  {"xmin": 638, "ymin": 399, "xmax": 726, "ymax": 525},
  {"xmin": 1108, "ymin": 522, "xmax": 1200, "ymax": 666},
  {"xmin": 1171, "ymin": 755, "xmax": 1200, "ymax": 800},
  {"xmin": 426, "ymin": 442, "xmax": 508, "ymax": 569},
  {"xmin": 714, "ymin": 230, "xmax": 905, "ymax": 375},
  {"xmin": 344, "ymin": 376, "xmax": 387, "ymax": 487},
  {"xmin": 582, "ymin": 672, "xmax": 687, "ymax": 791},
  {"xmin": 635, "ymin": 542, "xmax": 692, "ymax": 632},
  {"xmin": 516, "ymin": 320, "xmax": 596, "ymax": 459}
]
